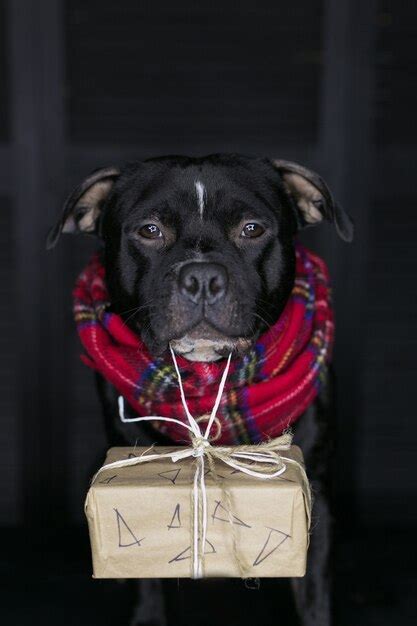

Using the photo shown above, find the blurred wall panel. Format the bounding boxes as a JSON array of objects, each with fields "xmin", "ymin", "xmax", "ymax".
[
  {"xmin": 0, "ymin": 0, "xmax": 20, "ymax": 524},
  {"xmin": 356, "ymin": 0, "xmax": 417, "ymax": 524},
  {"xmin": 65, "ymin": 0, "xmax": 323, "ymax": 153},
  {"xmin": 0, "ymin": 197, "xmax": 20, "ymax": 524},
  {"xmin": 0, "ymin": 0, "xmax": 9, "ymax": 141}
]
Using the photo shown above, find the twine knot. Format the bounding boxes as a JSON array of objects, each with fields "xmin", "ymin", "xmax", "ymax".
[
  {"xmin": 192, "ymin": 436, "xmax": 211, "ymax": 457},
  {"xmin": 98, "ymin": 346, "xmax": 311, "ymax": 579}
]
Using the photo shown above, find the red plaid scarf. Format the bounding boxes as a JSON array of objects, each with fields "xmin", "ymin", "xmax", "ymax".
[{"xmin": 73, "ymin": 244, "xmax": 334, "ymax": 445}]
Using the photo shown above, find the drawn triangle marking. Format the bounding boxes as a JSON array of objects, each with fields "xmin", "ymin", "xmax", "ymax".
[
  {"xmin": 169, "ymin": 545, "xmax": 191, "ymax": 563},
  {"xmin": 158, "ymin": 468, "xmax": 181, "ymax": 484},
  {"xmin": 204, "ymin": 539, "xmax": 216, "ymax": 554},
  {"xmin": 167, "ymin": 503, "xmax": 181, "ymax": 529},
  {"xmin": 99, "ymin": 474, "xmax": 117, "ymax": 484},
  {"xmin": 252, "ymin": 528, "xmax": 290, "ymax": 566},
  {"xmin": 212, "ymin": 500, "xmax": 251, "ymax": 528},
  {"xmin": 204, "ymin": 468, "xmax": 225, "ymax": 480},
  {"xmin": 168, "ymin": 539, "xmax": 216, "ymax": 564},
  {"xmin": 114, "ymin": 508, "xmax": 144, "ymax": 547},
  {"xmin": 266, "ymin": 525, "xmax": 292, "ymax": 536}
]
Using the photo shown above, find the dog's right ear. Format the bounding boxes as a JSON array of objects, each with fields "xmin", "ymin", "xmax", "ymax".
[{"xmin": 46, "ymin": 166, "xmax": 120, "ymax": 249}]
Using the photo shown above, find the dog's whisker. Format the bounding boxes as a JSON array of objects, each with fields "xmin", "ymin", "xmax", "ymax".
[
  {"xmin": 253, "ymin": 302, "xmax": 276, "ymax": 323},
  {"xmin": 252, "ymin": 312, "xmax": 273, "ymax": 331},
  {"xmin": 122, "ymin": 305, "xmax": 160, "ymax": 328},
  {"xmin": 118, "ymin": 300, "xmax": 156, "ymax": 316}
]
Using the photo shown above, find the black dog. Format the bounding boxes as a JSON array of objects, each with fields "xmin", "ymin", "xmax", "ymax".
[{"xmin": 49, "ymin": 154, "xmax": 353, "ymax": 626}]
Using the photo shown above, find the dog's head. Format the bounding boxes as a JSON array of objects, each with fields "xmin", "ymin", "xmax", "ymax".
[{"xmin": 48, "ymin": 154, "xmax": 353, "ymax": 361}]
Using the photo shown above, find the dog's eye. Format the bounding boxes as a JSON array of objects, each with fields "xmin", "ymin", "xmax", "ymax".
[
  {"xmin": 138, "ymin": 224, "xmax": 163, "ymax": 239},
  {"xmin": 241, "ymin": 223, "xmax": 265, "ymax": 238}
]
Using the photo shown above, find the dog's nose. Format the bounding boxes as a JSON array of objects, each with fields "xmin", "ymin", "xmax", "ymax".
[{"xmin": 178, "ymin": 262, "xmax": 228, "ymax": 305}]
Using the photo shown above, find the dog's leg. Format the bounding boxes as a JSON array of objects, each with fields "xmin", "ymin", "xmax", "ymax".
[
  {"xmin": 292, "ymin": 379, "xmax": 335, "ymax": 626},
  {"xmin": 130, "ymin": 579, "xmax": 166, "ymax": 626},
  {"xmin": 291, "ymin": 484, "xmax": 333, "ymax": 626}
]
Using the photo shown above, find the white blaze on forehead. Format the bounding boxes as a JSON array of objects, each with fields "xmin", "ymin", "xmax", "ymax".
[{"xmin": 194, "ymin": 180, "xmax": 206, "ymax": 219}]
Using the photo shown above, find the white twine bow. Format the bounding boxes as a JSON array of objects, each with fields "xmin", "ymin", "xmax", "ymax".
[{"xmin": 93, "ymin": 346, "xmax": 311, "ymax": 579}]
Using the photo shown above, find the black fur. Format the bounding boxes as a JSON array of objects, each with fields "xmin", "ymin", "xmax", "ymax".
[
  {"xmin": 50, "ymin": 154, "xmax": 353, "ymax": 626},
  {"xmin": 101, "ymin": 155, "xmax": 297, "ymax": 355}
]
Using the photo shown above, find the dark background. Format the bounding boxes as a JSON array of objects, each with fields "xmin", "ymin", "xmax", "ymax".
[{"xmin": 0, "ymin": 0, "xmax": 416, "ymax": 624}]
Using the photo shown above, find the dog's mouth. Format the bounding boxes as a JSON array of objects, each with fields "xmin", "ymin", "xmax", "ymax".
[{"xmin": 170, "ymin": 321, "xmax": 253, "ymax": 362}]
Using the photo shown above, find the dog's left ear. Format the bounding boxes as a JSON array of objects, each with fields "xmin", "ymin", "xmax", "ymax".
[
  {"xmin": 46, "ymin": 166, "xmax": 120, "ymax": 249},
  {"xmin": 272, "ymin": 159, "xmax": 354, "ymax": 242}
]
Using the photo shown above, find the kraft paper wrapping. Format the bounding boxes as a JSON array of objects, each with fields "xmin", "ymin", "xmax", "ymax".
[{"xmin": 85, "ymin": 445, "xmax": 309, "ymax": 579}]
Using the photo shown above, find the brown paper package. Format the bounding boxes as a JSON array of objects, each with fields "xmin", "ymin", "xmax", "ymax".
[{"xmin": 85, "ymin": 445, "xmax": 310, "ymax": 579}]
